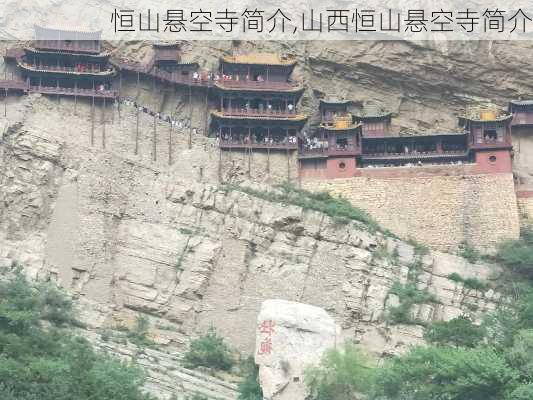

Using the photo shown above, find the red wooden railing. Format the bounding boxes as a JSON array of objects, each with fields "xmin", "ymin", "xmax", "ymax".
[
  {"xmin": 216, "ymin": 79, "xmax": 301, "ymax": 91},
  {"xmin": 219, "ymin": 140, "xmax": 298, "ymax": 149},
  {"xmin": 362, "ymin": 150, "xmax": 468, "ymax": 159},
  {"xmin": 217, "ymin": 108, "xmax": 302, "ymax": 119}
]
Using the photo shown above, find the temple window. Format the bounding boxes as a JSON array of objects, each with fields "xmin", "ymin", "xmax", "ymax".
[{"xmin": 484, "ymin": 128, "xmax": 498, "ymax": 142}]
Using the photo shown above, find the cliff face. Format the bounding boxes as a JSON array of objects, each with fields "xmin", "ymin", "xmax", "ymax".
[
  {"xmin": 1, "ymin": 96, "xmax": 502, "ymax": 342},
  {"xmin": 0, "ymin": 39, "xmax": 525, "ymax": 398}
]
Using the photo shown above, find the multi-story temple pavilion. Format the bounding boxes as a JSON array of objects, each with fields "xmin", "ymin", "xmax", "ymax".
[
  {"xmin": 299, "ymin": 99, "xmax": 362, "ymax": 178},
  {"xmin": 459, "ymin": 106, "xmax": 513, "ymax": 172},
  {"xmin": 2, "ymin": 25, "xmax": 117, "ymax": 99},
  {"xmin": 355, "ymin": 102, "xmax": 393, "ymax": 137},
  {"xmin": 211, "ymin": 54, "xmax": 307, "ymax": 150},
  {"xmin": 509, "ymin": 99, "xmax": 533, "ymax": 132}
]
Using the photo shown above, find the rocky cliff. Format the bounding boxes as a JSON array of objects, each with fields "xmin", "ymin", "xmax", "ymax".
[
  {"xmin": 0, "ymin": 39, "xmax": 523, "ymax": 398},
  {"xmin": 0, "ymin": 93, "xmax": 507, "ymax": 398}
]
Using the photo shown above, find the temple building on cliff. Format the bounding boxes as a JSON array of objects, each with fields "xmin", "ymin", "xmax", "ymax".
[
  {"xmin": 1, "ymin": 25, "xmax": 117, "ymax": 100},
  {"xmin": 210, "ymin": 54, "xmax": 307, "ymax": 151},
  {"xmin": 0, "ymin": 32, "xmax": 523, "ymax": 183},
  {"xmin": 299, "ymin": 99, "xmax": 362, "ymax": 179}
]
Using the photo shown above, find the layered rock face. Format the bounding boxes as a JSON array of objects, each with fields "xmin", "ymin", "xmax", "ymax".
[{"xmin": 1, "ymin": 95, "xmax": 502, "ymax": 353}]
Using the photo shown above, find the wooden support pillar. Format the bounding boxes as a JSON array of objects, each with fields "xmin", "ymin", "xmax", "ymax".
[
  {"xmin": 90, "ymin": 96, "xmax": 95, "ymax": 146},
  {"xmin": 102, "ymin": 97, "xmax": 106, "ymax": 149},
  {"xmin": 188, "ymin": 84, "xmax": 192, "ymax": 149},
  {"xmin": 153, "ymin": 114, "xmax": 157, "ymax": 161},
  {"xmin": 74, "ymin": 80, "xmax": 77, "ymax": 115},
  {"xmin": 135, "ymin": 107, "xmax": 139, "ymax": 155},
  {"xmin": 204, "ymin": 89, "xmax": 209, "ymax": 136},
  {"xmin": 267, "ymin": 127, "xmax": 271, "ymax": 173},
  {"xmin": 218, "ymin": 127, "xmax": 222, "ymax": 183},
  {"xmin": 168, "ymin": 119, "xmax": 172, "ymax": 166},
  {"xmin": 286, "ymin": 127, "xmax": 290, "ymax": 182},
  {"xmin": 247, "ymin": 126, "xmax": 252, "ymax": 177},
  {"xmin": 4, "ymin": 88, "xmax": 7, "ymax": 117}
]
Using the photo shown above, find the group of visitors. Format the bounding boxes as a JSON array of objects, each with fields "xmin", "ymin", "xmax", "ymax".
[
  {"xmin": 219, "ymin": 132, "xmax": 297, "ymax": 145},
  {"xmin": 121, "ymin": 98, "xmax": 197, "ymax": 132}
]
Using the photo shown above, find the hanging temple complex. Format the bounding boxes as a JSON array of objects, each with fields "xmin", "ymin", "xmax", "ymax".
[{"xmin": 2, "ymin": 25, "xmax": 533, "ymax": 251}]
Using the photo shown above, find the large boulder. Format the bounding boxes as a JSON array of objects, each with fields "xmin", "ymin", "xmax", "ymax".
[{"xmin": 255, "ymin": 299, "xmax": 341, "ymax": 400}]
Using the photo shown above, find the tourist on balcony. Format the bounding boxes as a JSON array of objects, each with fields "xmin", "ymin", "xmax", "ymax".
[
  {"xmin": 192, "ymin": 71, "xmax": 199, "ymax": 81},
  {"xmin": 287, "ymin": 103, "xmax": 294, "ymax": 113},
  {"xmin": 256, "ymin": 74, "xmax": 264, "ymax": 82}
]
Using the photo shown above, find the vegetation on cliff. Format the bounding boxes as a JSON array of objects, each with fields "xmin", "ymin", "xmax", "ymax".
[
  {"xmin": 183, "ymin": 328, "xmax": 234, "ymax": 371},
  {"xmin": 0, "ymin": 272, "xmax": 153, "ymax": 400},
  {"xmin": 306, "ymin": 229, "xmax": 533, "ymax": 400},
  {"xmin": 226, "ymin": 182, "xmax": 388, "ymax": 234}
]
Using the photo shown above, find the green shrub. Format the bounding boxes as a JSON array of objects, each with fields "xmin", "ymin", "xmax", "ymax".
[
  {"xmin": 463, "ymin": 277, "xmax": 489, "ymax": 291},
  {"xmin": 0, "ymin": 272, "xmax": 153, "ymax": 400},
  {"xmin": 496, "ymin": 226, "xmax": 533, "ymax": 279},
  {"xmin": 226, "ymin": 182, "xmax": 388, "ymax": 234},
  {"xmin": 305, "ymin": 343, "xmax": 373, "ymax": 400},
  {"xmin": 183, "ymin": 328, "xmax": 234, "ymax": 371},
  {"xmin": 127, "ymin": 315, "xmax": 156, "ymax": 347},
  {"xmin": 424, "ymin": 315, "xmax": 486, "ymax": 348},
  {"xmin": 447, "ymin": 272, "xmax": 464, "ymax": 282},
  {"xmin": 458, "ymin": 241, "xmax": 481, "ymax": 263},
  {"xmin": 387, "ymin": 282, "xmax": 440, "ymax": 325},
  {"xmin": 238, "ymin": 357, "xmax": 263, "ymax": 400},
  {"xmin": 371, "ymin": 346, "xmax": 517, "ymax": 400}
]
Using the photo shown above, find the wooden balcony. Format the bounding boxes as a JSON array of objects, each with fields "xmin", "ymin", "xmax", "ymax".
[
  {"xmin": 215, "ymin": 79, "xmax": 303, "ymax": 92},
  {"xmin": 212, "ymin": 109, "xmax": 307, "ymax": 121},
  {"xmin": 361, "ymin": 150, "xmax": 469, "ymax": 161},
  {"xmin": 29, "ymin": 85, "xmax": 117, "ymax": 99},
  {"xmin": 298, "ymin": 146, "xmax": 361, "ymax": 159},
  {"xmin": 18, "ymin": 61, "xmax": 116, "ymax": 77},
  {"xmin": 34, "ymin": 40, "xmax": 101, "ymax": 54},
  {"xmin": 219, "ymin": 140, "xmax": 297, "ymax": 150}
]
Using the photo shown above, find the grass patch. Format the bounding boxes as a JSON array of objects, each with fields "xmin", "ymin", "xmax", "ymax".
[
  {"xmin": 127, "ymin": 315, "xmax": 157, "ymax": 348},
  {"xmin": 179, "ymin": 227, "xmax": 194, "ymax": 235},
  {"xmin": 458, "ymin": 241, "xmax": 481, "ymax": 263},
  {"xmin": 387, "ymin": 282, "xmax": 440, "ymax": 325},
  {"xmin": 225, "ymin": 181, "xmax": 390, "ymax": 235},
  {"xmin": 446, "ymin": 273, "xmax": 489, "ymax": 291}
]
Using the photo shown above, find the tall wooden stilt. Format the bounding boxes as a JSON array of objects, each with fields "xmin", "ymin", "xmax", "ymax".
[
  {"xmin": 188, "ymin": 85, "xmax": 193, "ymax": 149},
  {"xmin": 266, "ymin": 127, "xmax": 271, "ymax": 173},
  {"xmin": 286, "ymin": 128, "xmax": 290, "ymax": 182},
  {"xmin": 74, "ymin": 80, "xmax": 77, "ymax": 115},
  {"xmin": 102, "ymin": 97, "xmax": 106, "ymax": 149},
  {"xmin": 135, "ymin": 107, "xmax": 139, "ymax": 155},
  {"xmin": 4, "ymin": 88, "xmax": 7, "ymax": 117},
  {"xmin": 203, "ymin": 89, "xmax": 209, "ymax": 136},
  {"xmin": 247, "ymin": 127, "xmax": 252, "ymax": 177},
  {"xmin": 153, "ymin": 114, "xmax": 157, "ymax": 161},
  {"xmin": 168, "ymin": 120, "xmax": 172, "ymax": 166},
  {"xmin": 218, "ymin": 127, "xmax": 222, "ymax": 183},
  {"xmin": 90, "ymin": 96, "xmax": 95, "ymax": 146}
]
